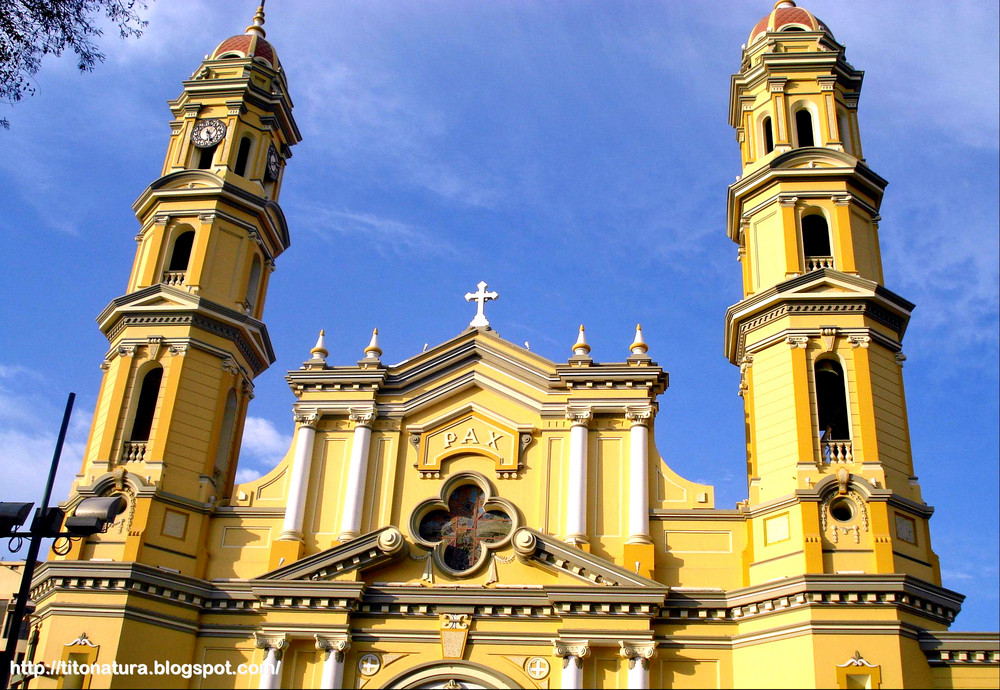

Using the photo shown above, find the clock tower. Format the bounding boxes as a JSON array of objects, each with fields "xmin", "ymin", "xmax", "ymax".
[{"xmin": 62, "ymin": 4, "xmax": 300, "ymax": 578}]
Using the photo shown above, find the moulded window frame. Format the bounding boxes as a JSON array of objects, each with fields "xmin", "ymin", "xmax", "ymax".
[
  {"xmin": 812, "ymin": 352, "xmax": 853, "ymax": 446},
  {"xmin": 233, "ymin": 135, "xmax": 254, "ymax": 177},
  {"xmin": 245, "ymin": 253, "xmax": 263, "ymax": 313},
  {"xmin": 122, "ymin": 360, "xmax": 164, "ymax": 449},
  {"xmin": 791, "ymin": 100, "xmax": 819, "ymax": 148},
  {"xmin": 759, "ymin": 112, "xmax": 775, "ymax": 157},
  {"xmin": 799, "ymin": 208, "xmax": 834, "ymax": 268}
]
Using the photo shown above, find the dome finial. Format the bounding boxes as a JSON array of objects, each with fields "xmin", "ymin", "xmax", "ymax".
[
  {"xmin": 309, "ymin": 329, "xmax": 328, "ymax": 361},
  {"xmin": 774, "ymin": 0, "xmax": 796, "ymax": 8},
  {"xmin": 245, "ymin": 2, "xmax": 267, "ymax": 38},
  {"xmin": 573, "ymin": 325, "xmax": 591, "ymax": 357},
  {"xmin": 364, "ymin": 328, "xmax": 383, "ymax": 360},
  {"xmin": 630, "ymin": 324, "xmax": 648, "ymax": 356}
]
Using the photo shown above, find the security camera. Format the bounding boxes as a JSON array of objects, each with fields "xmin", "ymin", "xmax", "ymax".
[
  {"xmin": 64, "ymin": 496, "xmax": 127, "ymax": 536},
  {"xmin": 0, "ymin": 503, "xmax": 33, "ymax": 537}
]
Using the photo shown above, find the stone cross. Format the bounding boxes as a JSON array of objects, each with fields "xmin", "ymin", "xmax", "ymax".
[{"xmin": 465, "ymin": 281, "xmax": 498, "ymax": 328}]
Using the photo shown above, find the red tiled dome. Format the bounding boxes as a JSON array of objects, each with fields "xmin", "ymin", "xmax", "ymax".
[
  {"xmin": 748, "ymin": 1, "xmax": 834, "ymax": 45},
  {"xmin": 212, "ymin": 33, "xmax": 276, "ymax": 67}
]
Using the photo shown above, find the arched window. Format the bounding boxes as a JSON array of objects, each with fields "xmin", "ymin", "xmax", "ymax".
[
  {"xmin": 246, "ymin": 255, "xmax": 262, "ymax": 311},
  {"xmin": 197, "ymin": 144, "xmax": 217, "ymax": 169},
  {"xmin": 815, "ymin": 359, "xmax": 849, "ymax": 442},
  {"xmin": 762, "ymin": 116, "xmax": 774, "ymax": 155},
  {"xmin": 213, "ymin": 389, "xmax": 238, "ymax": 484},
  {"xmin": 167, "ymin": 231, "xmax": 194, "ymax": 271},
  {"xmin": 128, "ymin": 367, "xmax": 163, "ymax": 442},
  {"xmin": 234, "ymin": 137, "xmax": 252, "ymax": 177},
  {"xmin": 837, "ymin": 110, "xmax": 850, "ymax": 153},
  {"xmin": 795, "ymin": 109, "xmax": 815, "ymax": 147},
  {"xmin": 802, "ymin": 214, "xmax": 832, "ymax": 269}
]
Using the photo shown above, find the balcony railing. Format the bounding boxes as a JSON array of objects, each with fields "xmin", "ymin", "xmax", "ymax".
[
  {"xmin": 161, "ymin": 270, "xmax": 186, "ymax": 287},
  {"xmin": 821, "ymin": 440, "xmax": 853, "ymax": 464},
  {"xmin": 120, "ymin": 441, "xmax": 148, "ymax": 463},
  {"xmin": 806, "ymin": 256, "xmax": 834, "ymax": 272}
]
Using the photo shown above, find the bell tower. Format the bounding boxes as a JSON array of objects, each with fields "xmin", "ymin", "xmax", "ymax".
[
  {"xmin": 726, "ymin": 2, "xmax": 940, "ymax": 583},
  {"xmin": 63, "ymin": 4, "xmax": 300, "ymax": 577}
]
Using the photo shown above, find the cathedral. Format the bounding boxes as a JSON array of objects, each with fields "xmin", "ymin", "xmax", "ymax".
[{"xmin": 20, "ymin": 2, "xmax": 998, "ymax": 688}]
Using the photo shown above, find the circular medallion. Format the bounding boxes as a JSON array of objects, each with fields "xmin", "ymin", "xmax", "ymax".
[
  {"xmin": 191, "ymin": 118, "xmax": 227, "ymax": 148},
  {"xmin": 358, "ymin": 653, "xmax": 381, "ymax": 677},
  {"xmin": 265, "ymin": 144, "xmax": 281, "ymax": 180},
  {"xmin": 525, "ymin": 657, "xmax": 550, "ymax": 680}
]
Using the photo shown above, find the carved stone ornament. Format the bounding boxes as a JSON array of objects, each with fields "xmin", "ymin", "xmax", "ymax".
[
  {"xmin": 146, "ymin": 336, "xmax": 163, "ymax": 360},
  {"xmin": 565, "ymin": 406, "xmax": 593, "ymax": 427},
  {"xmin": 525, "ymin": 657, "xmax": 550, "ymax": 680},
  {"xmin": 118, "ymin": 345, "xmax": 137, "ymax": 358},
  {"xmin": 619, "ymin": 641, "xmax": 657, "ymax": 670},
  {"xmin": 221, "ymin": 357, "xmax": 240, "ymax": 374},
  {"xmin": 738, "ymin": 354, "xmax": 753, "ymax": 397},
  {"xmin": 837, "ymin": 651, "xmax": 877, "ymax": 668},
  {"xmin": 895, "ymin": 352, "xmax": 907, "ymax": 367},
  {"xmin": 786, "ymin": 336, "xmax": 809, "ymax": 349},
  {"xmin": 64, "ymin": 633, "xmax": 97, "ymax": 647},
  {"xmin": 315, "ymin": 634, "xmax": 350, "ymax": 663},
  {"xmin": 848, "ymin": 335, "xmax": 871, "ymax": 349},
  {"xmin": 625, "ymin": 405, "xmax": 654, "ymax": 426},
  {"xmin": 294, "ymin": 411, "xmax": 319, "ymax": 428},
  {"xmin": 254, "ymin": 632, "xmax": 286, "ymax": 657},
  {"xmin": 349, "ymin": 406, "xmax": 377, "ymax": 427},
  {"xmin": 168, "ymin": 343, "xmax": 188, "ymax": 357},
  {"xmin": 440, "ymin": 611, "xmax": 473, "ymax": 658},
  {"xmin": 553, "ymin": 640, "xmax": 590, "ymax": 669}
]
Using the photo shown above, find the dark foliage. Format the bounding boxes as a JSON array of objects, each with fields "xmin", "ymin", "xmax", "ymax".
[{"xmin": 0, "ymin": 0, "xmax": 148, "ymax": 129}]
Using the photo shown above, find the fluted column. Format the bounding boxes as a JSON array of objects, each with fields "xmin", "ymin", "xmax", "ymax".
[
  {"xmin": 254, "ymin": 634, "xmax": 285, "ymax": 690},
  {"xmin": 280, "ymin": 413, "xmax": 318, "ymax": 541},
  {"xmin": 553, "ymin": 640, "xmax": 590, "ymax": 689},
  {"xmin": 625, "ymin": 405, "xmax": 654, "ymax": 545},
  {"xmin": 338, "ymin": 406, "xmax": 376, "ymax": 542},
  {"xmin": 315, "ymin": 634, "xmax": 350, "ymax": 689},
  {"xmin": 564, "ymin": 406, "xmax": 592, "ymax": 546},
  {"xmin": 619, "ymin": 641, "xmax": 656, "ymax": 689}
]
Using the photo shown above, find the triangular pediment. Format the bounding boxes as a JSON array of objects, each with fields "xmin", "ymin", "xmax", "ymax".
[
  {"xmin": 259, "ymin": 526, "xmax": 408, "ymax": 581},
  {"xmin": 511, "ymin": 528, "xmax": 667, "ymax": 590}
]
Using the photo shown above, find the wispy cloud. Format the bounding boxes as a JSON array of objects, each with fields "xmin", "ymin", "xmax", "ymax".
[{"xmin": 291, "ymin": 203, "xmax": 460, "ymax": 259}]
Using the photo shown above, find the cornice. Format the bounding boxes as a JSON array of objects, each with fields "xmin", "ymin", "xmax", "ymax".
[
  {"xmin": 132, "ymin": 171, "xmax": 290, "ymax": 255},
  {"xmin": 98, "ymin": 285, "xmax": 274, "ymax": 374},
  {"xmin": 727, "ymin": 154, "xmax": 887, "ymax": 245}
]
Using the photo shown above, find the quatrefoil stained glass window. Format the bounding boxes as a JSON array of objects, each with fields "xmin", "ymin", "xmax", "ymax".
[{"xmin": 414, "ymin": 479, "xmax": 515, "ymax": 575}]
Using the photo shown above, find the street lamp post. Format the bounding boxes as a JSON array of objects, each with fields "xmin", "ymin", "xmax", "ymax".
[{"xmin": 0, "ymin": 394, "xmax": 127, "ymax": 689}]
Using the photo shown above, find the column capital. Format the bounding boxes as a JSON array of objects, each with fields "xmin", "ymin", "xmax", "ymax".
[
  {"xmin": 848, "ymin": 335, "xmax": 871, "ymax": 349},
  {"xmin": 619, "ymin": 640, "xmax": 657, "ymax": 669},
  {"xmin": 349, "ymin": 405, "xmax": 377, "ymax": 427},
  {"xmin": 294, "ymin": 411, "xmax": 319, "ymax": 428},
  {"xmin": 254, "ymin": 632, "xmax": 287, "ymax": 652},
  {"xmin": 786, "ymin": 336, "xmax": 809, "ymax": 349},
  {"xmin": 565, "ymin": 406, "xmax": 593, "ymax": 427},
  {"xmin": 553, "ymin": 639, "xmax": 590, "ymax": 667},
  {"xmin": 315, "ymin": 633, "xmax": 350, "ymax": 660},
  {"xmin": 625, "ymin": 405, "xmax": 654, "ymax": 426}
]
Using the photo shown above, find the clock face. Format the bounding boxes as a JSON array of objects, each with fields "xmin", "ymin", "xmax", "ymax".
[
  {"xmin": 191, "ymin": 118, "xmax": 227, "ymax": 148},
  {"xmin": 265, "ymin": 144, "xmax": 281, "ymax": 180}
]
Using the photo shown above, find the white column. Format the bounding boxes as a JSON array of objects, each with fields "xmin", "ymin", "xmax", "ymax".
[
  {"xmin": 255, "ymin": 635, "xmax": 285, "ymax": 690},
  {"xmin": 315, "ymin": 635, "xmax": 350, "ymax": 689},
  {"xmin": 554, "ymin": 641, "xmax": 589, "ymax": 690},
  {"xmin": 280, "ymin": 413, "xmax": 318, "ymax": 541},
  {"xmin": 565, "ymin": 406, "xmax": 592, "ymax": 545},
  {"xmin": 620, "ymin": 641, "xmax": 656, "ymax": 690},
  {"xmin": 338, "ymin": 406, "xmax": 375, "ymax": 542},
  {"xmin": 626, "ymin": 406, "xmax": 653, "ymax": 545}
]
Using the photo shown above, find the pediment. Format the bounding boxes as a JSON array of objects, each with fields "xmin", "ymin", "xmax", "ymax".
[
  {"xmin": 259, "ymin": 526, "xmax": 408, "ymax": 581},
  {"xmin": 512, "ymin": 528, "xmax": 666, "ymax": 590}
]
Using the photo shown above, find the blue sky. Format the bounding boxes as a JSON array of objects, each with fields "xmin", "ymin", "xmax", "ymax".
[{"xmin": 0, "ymin": 1, "xmax": 997, "ymax": 630}]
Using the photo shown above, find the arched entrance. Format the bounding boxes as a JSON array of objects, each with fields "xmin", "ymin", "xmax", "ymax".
[{"xmin": 383, "ymin": 660, "xmax": 521, "ymax": 689}]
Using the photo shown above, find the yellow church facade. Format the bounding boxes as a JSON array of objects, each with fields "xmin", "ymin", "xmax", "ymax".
[{"xmin": 22, "ymin": 2, "xmax": 998, "ymax": 688}]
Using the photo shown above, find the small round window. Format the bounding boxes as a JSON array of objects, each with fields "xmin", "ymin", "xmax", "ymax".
[{"xmin": 829, "ymin": 497, "xmax": 855, "ymax": 523}]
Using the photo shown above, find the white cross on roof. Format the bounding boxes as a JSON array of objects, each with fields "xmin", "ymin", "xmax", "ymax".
[{"xmin": 464, "ymin": 281, "xmax": 498, "ymax": 328}]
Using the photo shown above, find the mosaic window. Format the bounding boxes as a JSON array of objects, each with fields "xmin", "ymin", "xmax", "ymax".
[{"xmin": 411, "ymin": 473, "xmax": 517, "ymax": 576}]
